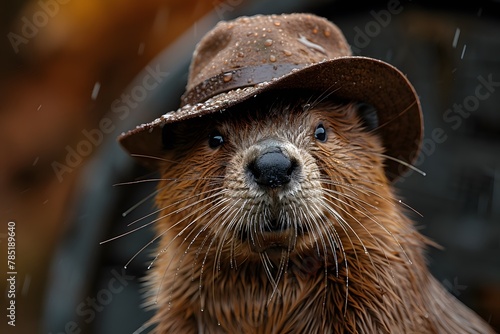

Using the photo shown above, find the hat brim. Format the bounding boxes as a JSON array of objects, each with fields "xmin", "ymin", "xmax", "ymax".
[{"xmin": 118, "ymin": 56, "xmax": 422, "ymax": 182}]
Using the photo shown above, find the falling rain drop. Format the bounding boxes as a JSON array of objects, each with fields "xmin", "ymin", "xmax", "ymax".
[
  {"xmin": 91, "ymin": 82, "xmax": 101, "ymax": 100},
  {"xmin": 452, "ymin": 28, "xmax": 460, "ymax": 48},
  {"xmin": 138, "ymin": 42, "xmax": 145, "ymax": 55},
  {"xmin": 461, "ymin": 44, "xmax": 467, "ymax": 59},
  {"xmin": 22, "ymin": 275, "xmax": 31, "ymax": 296}
]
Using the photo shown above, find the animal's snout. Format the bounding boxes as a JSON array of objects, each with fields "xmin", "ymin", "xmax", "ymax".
[{"xmin": 247, "ymin": 142, "xmax": 298, "ymax": 188}]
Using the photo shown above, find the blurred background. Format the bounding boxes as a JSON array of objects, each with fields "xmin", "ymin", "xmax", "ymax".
[{"xmin": 0, "ymin": 0, "xmax": 499, "ymax": 333}]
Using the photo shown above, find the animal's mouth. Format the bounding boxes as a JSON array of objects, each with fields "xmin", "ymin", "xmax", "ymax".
[
  {"xmin": 251, "ymin": 231, "xmax": 292, "ymax": 253},
  {"xmin": 240, "ymin": 219, "xmax": 302, "ymax": 253}
]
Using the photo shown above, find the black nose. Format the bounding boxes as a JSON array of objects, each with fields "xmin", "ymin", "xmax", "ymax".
[{"xmin": 248, "ymin": 146, "xmax": 296, "ymax": 188}]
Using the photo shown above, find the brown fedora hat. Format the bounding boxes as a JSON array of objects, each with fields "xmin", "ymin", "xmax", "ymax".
[{"xmin": 118, "ymin": 13, "xmax": 422, "ymax": 181}]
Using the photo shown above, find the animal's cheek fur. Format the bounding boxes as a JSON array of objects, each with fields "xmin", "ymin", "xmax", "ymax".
[{"xmin": 311, "ymin": 138, "xmax": 383, "ymax": 182}]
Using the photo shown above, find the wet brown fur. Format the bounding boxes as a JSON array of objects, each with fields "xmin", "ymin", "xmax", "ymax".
[{"xmin": 143, "ymin": 92, "xmax": 494, "ymax": 333}]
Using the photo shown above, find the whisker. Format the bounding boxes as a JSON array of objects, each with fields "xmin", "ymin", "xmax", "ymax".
[
  {"xmin": 99, "ymin": 187, "xmax": 226, "ymax": 247},
  {"xmin": 113, "ymin": 178, "xmax": 169, "ymax": 186},
  {"xmin": 127, "ymin": 186, "xmax": 226, "ymax": 227},
  {"xmin": 317, "ymin": 204, "xmax": 350, "ymax": 315},
  {"xmin": 322, "ymin": 187, "xmax": 412, "ymax": 266},
  {"xmin": 191, "ymin": 198, "xmax": 242, "ymax": 274},
  {"xmin": 208, "ymin": 200, "xmax": 244, "ymax": 288},
  {"xmin": 157, "ymin": 195, "xmax": 230, "ymax": 306},
  {"xmin": 114, "ymin": 176, "xmax": 225, "ymax": 187},
  {"xmin": 319, "ymin": 176, "xmax": 420, "ymax": 217},
  {"xmin": 122, "ymin": 185, "xmax": 165, "ymax": 217},
  {"xmin": 306, "ymin": 84, "xmax": 343, "ymax": 110},
  {"xmin": 321, "ymin": 193, "xmax": 387, "ymax": 286},
  {"xmin": 321, "ymin": 186, "xmax": 379, "ymax": 214},
  {"xmin": 377, "ymin": 153, "xmax": 426, "ymax": 177},
  {"xmin": 195, "ymin": 198, "xmax": 245, "ymax": 310},
  {"xmin": 153, "ymin": 196, "xmax": 231, "ymax": 271},
  {"xmin": 130, "ymin": 153, "xmax": 179, "ymax": 164},
  {"xmin": 299, "ymin": 201, "xmax": 332, "ymax": 309},
  {"xmin": 373, "ymin": 100, "xmax": 417, "ymax": 131},
  {"xmin": 128, "ymin": 194, "xmax": 225, "ymax": 271},
  {"xmin": 267, "ymin": 248, "xmax": 288, "ymax": 304},
  {"xmin": 316, "ymin": 158, "xmax": 376, "ymax": 175},
  {"xmin": 397, "ymin": 199, "xmax": 423, "ymax": 218},
  {"xmin": 260, "ymin": 252, "xmax": 280, "ymax": 296}
]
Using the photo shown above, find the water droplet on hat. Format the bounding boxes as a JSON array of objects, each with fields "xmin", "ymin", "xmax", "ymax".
[
  {"xmin": 264, "ymin": 39, "xmax": 273, "ymax": 46},
  {"xmin": 274, "ymin": 21, "xmax": 281, "ymax": 26},
  {"xmin": 269, "ymin": 55, "xmax": 276, "ymax": 62},
  {"xmin": 323, "ymin": 29, "xmax": 331, "ymax": 37},
  {"xmin": 312, "ymin": 28, "xmax": 318, "ymax": 34},
  {"xmin": 283, "ymin": 50, "xmax": 292, "ymax": 56}
]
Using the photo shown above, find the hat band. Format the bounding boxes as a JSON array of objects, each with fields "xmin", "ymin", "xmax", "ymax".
[{"xmin": 181, "ymin": 63, "xmax": 307, "ymax": 106}]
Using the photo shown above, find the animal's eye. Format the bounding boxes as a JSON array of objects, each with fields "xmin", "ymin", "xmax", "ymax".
[
  {"xmin": 314, "ymin": 123, "xmax": 327, "ymax": 142},
  {"xmin": 208, "ymin": 131, "xmax": 224, "ymax": 149}
]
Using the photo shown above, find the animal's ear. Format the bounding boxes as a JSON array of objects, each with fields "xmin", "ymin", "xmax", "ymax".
[{"xmin": 355, "ymin": 102, "xmax": 379, "ymax": 132}]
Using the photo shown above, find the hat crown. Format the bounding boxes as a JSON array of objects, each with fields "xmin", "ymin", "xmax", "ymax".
[
  {"xmin": 119, "ymin": 13, "xmax": 423, "ymax": 182},
  {"xmin": 183, "ymin": 14, "xmax": 351, "ymax": 106}
]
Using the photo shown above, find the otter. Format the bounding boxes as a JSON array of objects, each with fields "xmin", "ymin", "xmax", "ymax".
[
  {"xmin": 116, "ymin": 13, "xmax": 495, "ymax": 334},
  {"xmin": 135, "ymin": 91, "xmax": 494, "ymax": 333}
]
